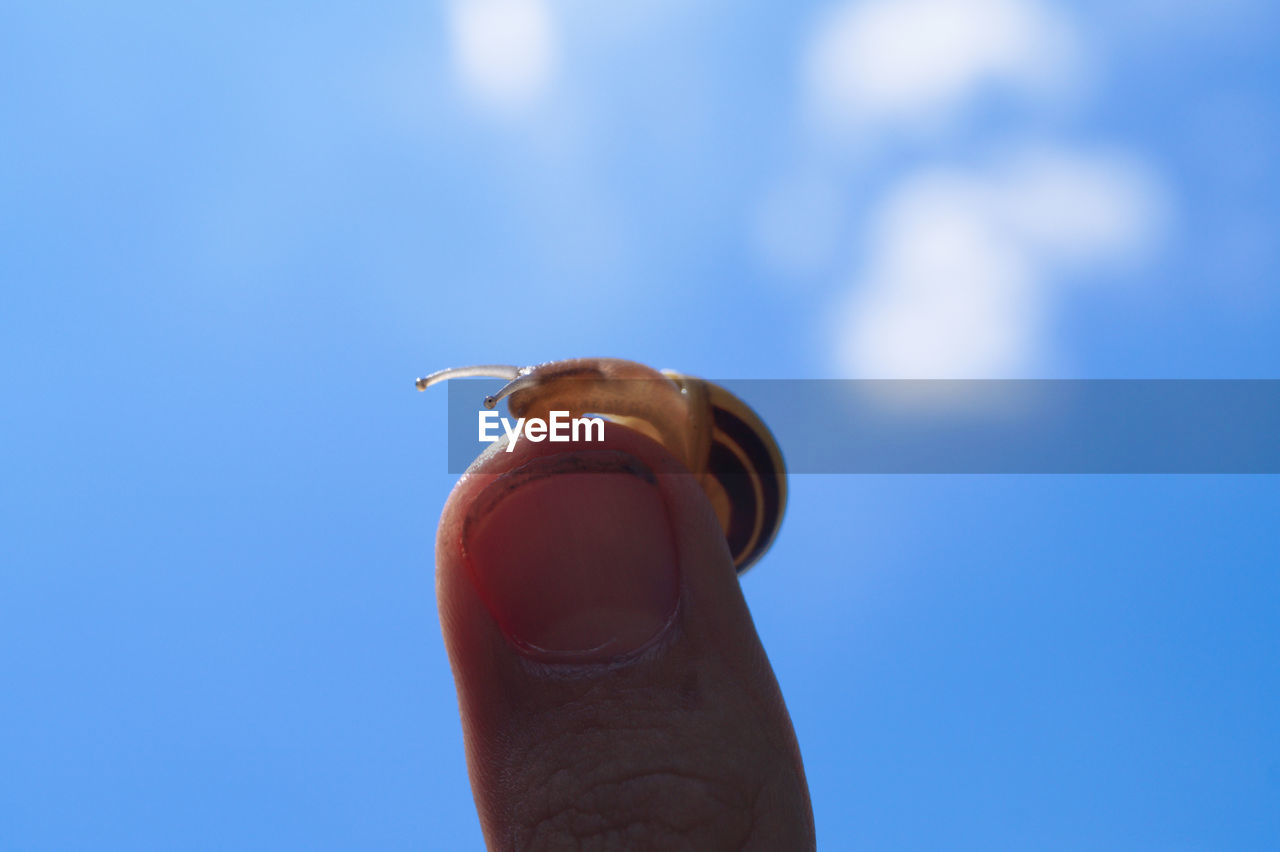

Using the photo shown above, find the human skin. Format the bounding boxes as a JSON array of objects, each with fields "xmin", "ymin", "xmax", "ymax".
[{"xmin": 435, "ymin": 425, "xmax": 814, "ymax": 850}]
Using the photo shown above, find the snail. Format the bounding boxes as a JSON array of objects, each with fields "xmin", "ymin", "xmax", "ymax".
[{"xmin": 417, "ymin": 358, "xmax": 786, "ymax": 574}]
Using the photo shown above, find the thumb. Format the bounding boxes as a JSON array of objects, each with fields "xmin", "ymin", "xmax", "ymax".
[{"xmin": 436, "ymin": 425, "xmax": 814, "ymax": 850}]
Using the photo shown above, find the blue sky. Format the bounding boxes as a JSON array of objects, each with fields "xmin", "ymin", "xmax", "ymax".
[{"xmin": 2, "ymin": 0, "xmax": 1278, "ymax": 848}]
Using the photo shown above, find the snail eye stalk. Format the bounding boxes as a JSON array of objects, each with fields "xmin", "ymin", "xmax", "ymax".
[
  {"xmin": 414, "ymin": 365, "xmax": 522, "ymax": 392},
  {"xmin": 482, "ymin": 371, "xmax": 544, "ymax": 410}
]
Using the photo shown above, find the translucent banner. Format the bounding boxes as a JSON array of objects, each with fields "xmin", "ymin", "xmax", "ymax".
[{"xmin": 441, "ymin": 379, "xmax": 1280, "ymax": 474}]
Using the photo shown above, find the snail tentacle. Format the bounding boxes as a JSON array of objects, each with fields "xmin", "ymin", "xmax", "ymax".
[{"xmin": 415, "ymin": 364, "xmax": 522, "ymax": 392}]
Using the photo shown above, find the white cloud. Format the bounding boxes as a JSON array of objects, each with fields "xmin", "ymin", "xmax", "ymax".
[
  {"xmin": 835, "ymin": 149, "xmax": 1170, "ymax": 378},
  {"xmin": 805, "ymin": 0, "xmax": 1080, "ymax": 132},
  {"xmin": 756, "ymin": 1, "xmax": 1180, "ymax": 377},
  {"xmin": 449, "ymin": 0, "xmax": 558, "ymax": 113},
  {"xmin": 995, "ymin": 148, "xmax": 1169, "ymax": 266}
]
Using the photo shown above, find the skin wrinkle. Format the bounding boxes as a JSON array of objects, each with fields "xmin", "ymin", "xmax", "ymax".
[
  {"xmin": 519, "ymin": 768, "xmax": 756, "ymax": 851},
  {"xmin": 487, "ymin": 630, "xmax": 808, "ymax": 847},
  {"xmin": 497, "ymin": 700, "xmax": 775, "ymax": 849}
]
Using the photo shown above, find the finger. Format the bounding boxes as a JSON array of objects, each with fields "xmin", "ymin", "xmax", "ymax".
[{"xmin": 436, "ymin": 425, "xmax": 814, "ymax": 850}]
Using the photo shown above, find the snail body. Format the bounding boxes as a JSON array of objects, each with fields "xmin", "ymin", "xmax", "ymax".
[{"xmin": 418, "ymin": 358, "xmax": 786, "ymax": 573}]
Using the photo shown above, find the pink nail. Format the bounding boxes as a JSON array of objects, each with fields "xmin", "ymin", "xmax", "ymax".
[{"xmin": 463, "ymin": 451, "xmax": 680, "ymax": 663}]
